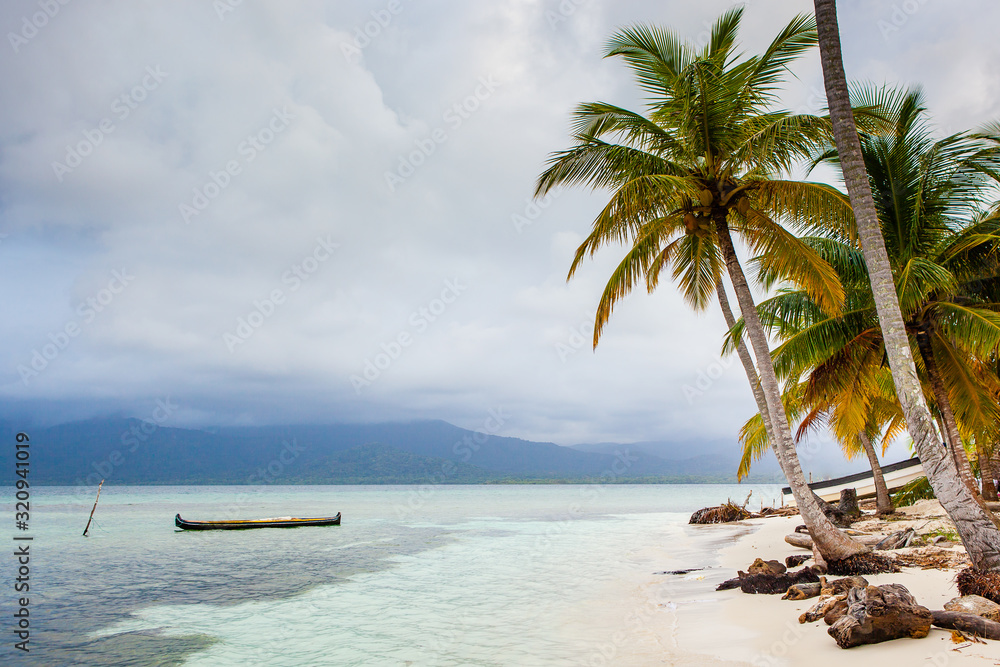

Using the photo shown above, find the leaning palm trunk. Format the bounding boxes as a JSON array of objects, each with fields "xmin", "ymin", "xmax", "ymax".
[
  {"xmin": 859, "ymin": 433, "xmax": 893, "ymax": 514},
  {"xmin": 814, "ymin": 0, "xmax": 1000, "ymax": 569},
  {"xmin": 717, "ymin": 281, "xmax": 776, "ymax": 444},
  {"xmin": 915, "ymin": 327, "xmax": 978, "ymax": 493},
  {"xmin": 715, "ymin": 215, "xmax": 866, "ymax": 561},
  {"xmin": 978, "ymin": 439, "xmax": 999, "ymax": 501}
]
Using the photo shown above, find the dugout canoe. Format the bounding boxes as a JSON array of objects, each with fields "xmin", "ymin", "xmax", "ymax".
[
  {"xmin": 174, "ymin": 512, "xmax": 341, "ymax": 530},
  {"xmin": 781, "ymin": 457, "xmax": 924, "ymax": 506}
]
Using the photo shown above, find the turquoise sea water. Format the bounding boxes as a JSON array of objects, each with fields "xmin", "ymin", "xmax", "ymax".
[{"xmin": 1, "ymin": 484, "xmax": 781, "ymax": 665}]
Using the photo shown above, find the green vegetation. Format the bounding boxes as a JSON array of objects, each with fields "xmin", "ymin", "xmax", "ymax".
[{"xmin": 892, "ymin": 476, "xmax": 935, "ymax": 508}]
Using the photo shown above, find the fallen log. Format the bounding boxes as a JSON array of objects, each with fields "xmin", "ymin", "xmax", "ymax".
[
  {"xmin": 800, "ymin": 594, "xmax": 846, "ymax": 623},
  {"xmin": 828, "ymin": 584, "xmax": 932, "ymax": 648},
  {"xmin": 785, "ymin": 532, "xmax": 884, "ymax": 551},
  {"xmin": 785, "ymin": 554, "xmax": 811, "ymax": 568},
  {"xmin": 944, "ymin": 595, "xmax": 1000, "ymax": 622},
  {"xmin": 783, "ymin": 582, "xmax": 822, "ymax": 600},
  {"xmin": 821, "ymin": 575, "xmax": 869, "ymax": 597},
  {"xmin": 785, "ymin": 533, "xmax": 814, "ymax": 550},
  {"xmin": 931, "ymin": 610, "xmax": 1000, "ymax": 640},
  {"xmin": 717, "ymin": 566, "xmax": 822, "ymax": 594},
  {"xmin": 875, "ymin": 528, "xmax": 916, "ymax": 550}
]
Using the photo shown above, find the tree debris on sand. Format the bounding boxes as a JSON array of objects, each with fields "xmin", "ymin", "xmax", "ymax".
[
  {"xmin": 827, "ymin": 551, "xmax": 900, "ymax": 575},
  {"xmin": 785, "ymin": 554, "xmax": 811, "ymax": 568},
  {"xmin": 828, "ymin": 584, "xmax": 933, "ymax": 648},
  {"xmin": 890, "ymin": 546, "xmax": 970, "ymax": 569},
  {"xmin": 944, "ymin": 595, "xmax": 1000, "ymax": 621},
  {"xmin": 931, "ymin": 610, "xmax": 1000, "ymax": 640},
  {"xmin": 784, "ymin": 575, "xmax": 867, "ymax": 601},
  {"xmin": 689, "ymin": 494, "xmax": 797, "ymax": 524},
  {"xmin": 957, "ymin": 568, "xmax": 1000, "ymax": 605},
  {"xmin": 716, "ymin": 563, "xmax": 822, "ymax": 594}
]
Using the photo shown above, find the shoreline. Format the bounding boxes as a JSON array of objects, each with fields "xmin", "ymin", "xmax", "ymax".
[{"xmin": 668, "ymin": 515, "xmax": 994, "ymax": 665}]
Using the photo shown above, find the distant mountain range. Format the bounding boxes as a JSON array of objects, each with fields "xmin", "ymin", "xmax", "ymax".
[{"xmin": 0, "ymin": 418, "xmax": 784, "ymax": 486}]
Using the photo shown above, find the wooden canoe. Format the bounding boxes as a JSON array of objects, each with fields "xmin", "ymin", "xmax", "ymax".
[
  {"xmin": 174, "ymin": 512, "xmax": 341, "ymax": 530},
  {"xmin": 781, "ymin": 457, "xmax": 924, "ymax": 506}
]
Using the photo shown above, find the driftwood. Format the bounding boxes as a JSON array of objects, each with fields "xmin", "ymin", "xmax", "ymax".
[
  {"xmin": 785, "ymin": 531, "xmax": 885, "ymax": 551},
  {"xmin": 800, "ymin": 594, "xmax": 847, "ymax": 623},
  {"xmin": 786, "ymin": 554, "xmax": 811, "ymax": 568},
  {"xmin": 931, "ymin": 610, "xmax": 1000, "ymax": 640},
  {"xmin": 944, "ymin": 595, "xmax": 1000, "ymax": 621},
  {"xmin": 875, "ymin": 528, "xmax": 916, "ymax": 550},
  {"xmin": 824, "ymin": 598, "xmax": 851, "ymax": 625},
  {"xmin": 783, "ymin": 582, "xmax": 822, "ymax": 600},
  {"xmin": 784, "ymin": 575, "xmax": 868, "ymax": 602},
  {"xmin": 748, "ymin": 558, "xmax": 786, "ymax": 575},
  {"xmin": 821, "ymin": 575, "xmax": 869, "ymax": 597},
  {"xmin": 827, "ymin": 584, "xmax": 933, "ymax": 648},
  {"xmin": 716, "ymin": 565, "xmax": 822, "ymax": 594},
  {"xmin": 689, "ymin": 494, "xmax": 796, "ymax": 524},
  {"xmin": 785, "ymin": 533, "xmax": 814, "ymax": 550}
]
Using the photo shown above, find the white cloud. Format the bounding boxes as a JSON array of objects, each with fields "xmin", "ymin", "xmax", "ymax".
[{"xmin": 1, "ymin": 0, "xmax": 995, "ymax": 451}]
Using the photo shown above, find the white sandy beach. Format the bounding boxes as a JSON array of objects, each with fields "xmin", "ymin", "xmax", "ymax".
[{"xmin": 668, "ymin": 515, "xmax": 998, "ymax": 666}]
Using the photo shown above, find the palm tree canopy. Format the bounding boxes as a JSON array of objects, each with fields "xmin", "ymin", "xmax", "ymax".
[
  {"xmin": 536, "ymin": 8, "xmax": 856, "ymax": 345},
  {"xmin": 737, "ymin": 85, "xmax": 1000, "ymax": 471}
]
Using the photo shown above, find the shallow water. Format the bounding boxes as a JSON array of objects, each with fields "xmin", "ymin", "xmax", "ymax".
[{"xmin": 0, "ymin": 484, "xmax": 780, "ymax": 665}]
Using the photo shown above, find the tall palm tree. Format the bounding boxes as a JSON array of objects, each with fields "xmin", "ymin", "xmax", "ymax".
[
  {"xmin": 745, "ymin": 85, "xmax": 1000, "ymax": 495},
  {"xmin": 535, "ymin": 9, "xmax": 867, "ymax": 561},
  {"xmin": 813, "ymin": 0, "xmax": 1000, "ymax": 570},
  {"xmin": 737, "ymin": 368, "xmax": 904, "ymax": 515}
]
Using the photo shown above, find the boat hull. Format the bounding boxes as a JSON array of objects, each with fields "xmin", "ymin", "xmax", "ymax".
[
  {"xmin": 175, "ymin": 513, "xmax": 341, "ymax": 530},
  {"xmin": 780, "ymin": 458, "xmax": 923, "ymax": 506}
]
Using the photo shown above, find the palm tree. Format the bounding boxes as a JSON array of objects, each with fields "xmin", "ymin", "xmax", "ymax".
[
  {"xmin": 535, "ymin": 8, "xmax": 867, "ymax": 561},
  {"xmin": 737, "ymin": 368, "xmax": 903, "ymax": 515},
  {"xmin": 813, "ymin": 0, "xmax": 1000, "ymax": 570},
  {"xmin": 744, "ymin": 85, "xmax": 1000, "ymax": 499}
]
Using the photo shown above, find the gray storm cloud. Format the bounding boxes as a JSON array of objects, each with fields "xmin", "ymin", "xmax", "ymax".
[{"xmin": 1, "ymin": 0, "xmax": 998, "ymax": 453}]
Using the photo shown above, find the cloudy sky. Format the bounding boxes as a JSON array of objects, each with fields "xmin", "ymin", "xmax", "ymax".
[{"xmin": 2, "ymin": 0, "xmax": 998, "ymax": 454}]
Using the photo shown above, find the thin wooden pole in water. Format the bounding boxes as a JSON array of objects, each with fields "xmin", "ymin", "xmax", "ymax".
[{"xmin": 83, "ymin": 480, "xmax": 104, "ymax": 537}]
